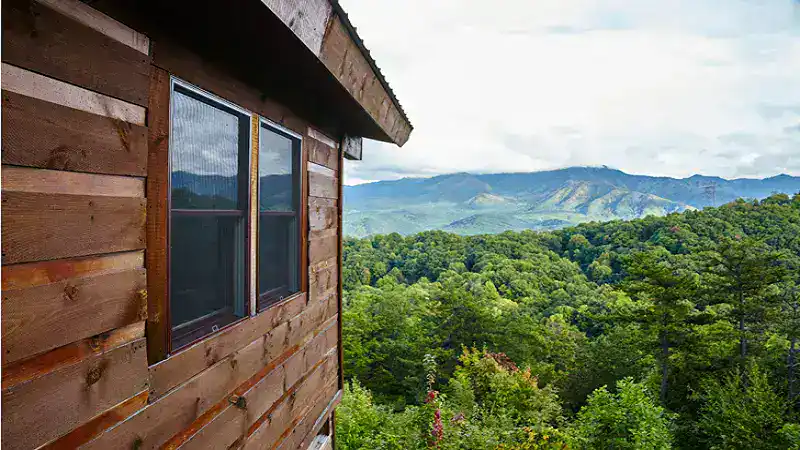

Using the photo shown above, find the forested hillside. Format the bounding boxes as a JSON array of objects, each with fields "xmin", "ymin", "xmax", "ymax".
[
  {"xmin": 343, "ymin": 167, "xmax": 800, "ymax": 236},
  {"xmin": 336, "ymin": 193, "xmax": 800, "ymax": 449}
]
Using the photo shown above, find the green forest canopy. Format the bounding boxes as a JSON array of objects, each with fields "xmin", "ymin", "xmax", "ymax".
[{"xmin": 336, "ymin": 193, "xmax": 800, "ymax": 449}]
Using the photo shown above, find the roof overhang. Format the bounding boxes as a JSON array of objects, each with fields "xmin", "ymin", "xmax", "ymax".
[{"xmin": 93, "ymin": 0, "xmax": 412, "ymax": 147}]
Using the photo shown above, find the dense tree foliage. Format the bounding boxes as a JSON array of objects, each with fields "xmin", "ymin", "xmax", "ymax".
[{"xmin": 337, "ymin": 194, "xmax": 800, "ymax": 449}]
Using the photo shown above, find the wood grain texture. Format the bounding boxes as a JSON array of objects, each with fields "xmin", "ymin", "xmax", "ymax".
[
  {"xmin": 306, "ymin": 136, "xmax": 338, "ymax": 170},
  {"xmin": 309, "ymin": 262, "xmax": 337, "ymax": 304},
  {"xmin": 149, "ymin": 293, "xmax": 306, "ymax": 400},
  {"xmin": 3, "ymin": 0, "xmax": 150, "ymax": 105},
  {"xmin": 1, "ymin": 64, "xmax": 146, "ymax": 125},
  {"xmin": 276, "ymin": 382, "xmax": 338, "ymax": 450},
  {"xmin": 2, "ymin": 250, "xmax": 143, "ymax": 291},
  {"xmin": 2, "ymin": 321, "xmax": 144, "ymax": 390},
  {"xmin": 1, "ymin": 191, "xmax": 146, "ymax": 265},
  {"xmin": 84, "ymin": 296, "xmax": 335, "ymax": 449},
  {"xmin": 2, "ymin": 165, "xmax": 144, "ymax": 197},
  {"xmin": 309, "ymin": 197, "xmax": 337, "ymax": 231},
  {"xmin": 40, "ymin": 389, "xmax": 149, "ymax": 450},
  {"xmin": 1, "ymin": 338, "xmax": 149, "ymax": 450},
  {"xmin": 166, "ymin": 320, "xmax": 338, "ymax": 450},
  {"xmin": 2, "ymin": 268, "xmax": 147, "ymax": 365},
  {"xmin": 243, "ymin": 349, "xmax": 338, "ymax": 450},
  {"xmin": 309, "ymin": 232, "xmax": 338, "ymax": 265},
  {"xmin": 308, "ymin": 172, "xmax": 337, "ymax": 199},
  {"xmin": 145, "ymin": 66, "xmax": 170, "ymax": 364},
  {"xmin": 2, "ymin": 90, "xmax": 148, "ymax": 176},
  {"xmin": 319, "ymin": 15, "xmax": 411, "ymax": 146},
  {"xmin": 260, "ymin": 0, "xmax": 332, "ymax": 56},
  {"xmin": 36, "ymin": 0, "xmax": 149, "ymax": 54}
]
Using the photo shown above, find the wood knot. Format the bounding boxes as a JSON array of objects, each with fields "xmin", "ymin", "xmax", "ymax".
[
  {"xmin": 64, "ymin": 284, "xmax": 79, "ymax": 302},
  {"xmin": 86, "ymin": 361, "xmax": 107, "ymax": 386},
  {"xmin": 229, "ymin": 395, "xmax": 247, "ymax": 410}
]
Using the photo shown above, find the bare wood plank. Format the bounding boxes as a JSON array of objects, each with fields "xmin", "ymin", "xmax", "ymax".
[
  {"xmin": 278, "ymin": 382, "xmax": 339, "ymax": 450},
  {"xmin": 40, "ymin": 389, "xmax": 149, "ymax": 450},
  {"xmin": 2, "ymin": 250, "xmax": 143, "ymax": 291},
  {"xmin": 1, "ymin": 90, "xmax": 147, "ymax": 176},
  {"xmin": 1, "ymin": 191, "xmax": 146, "ymax": 265},
  {"xmin": 308, "ymin": 172, "xmax": 338, "ymax": 199},
  {"xmin": 342, "ymin": 135, "xmax": 363, "ymax": 161},
  {"xmin": 242, "ymin": 351, "xmax": 338, "ymax": 450},
  {"xmin": 1, "ymin": 64, "xmax": 146, "ymax": 125},
  {"xmin": 36, "ymin": 0, "xmax": 149, "ymax": 54},
  {"xmin": 3, "ymin": 0, "xmax": 150, "ymax": 105},
  {"xmin": 261, "ymin": 0, "xmax": 332, "ymax": 56},
  {"xmin": 2, "ymin": 321, "xmax": 144, "ymax": 390},
  {"xmin": 148, "ymin": 293, "xmax": 306, "ymax": 400},
  {"xmin": 309, "ymin": 197, "xmax": 337, "ymax": 231},
  {"xmin": 309, "ymin": 260, "xmax": 337, "ymax": 304},
  {"xmin": 250, "ymin": 114, "xmax": 260, "ymax": 315},
  {"xmin": 1, "ymin": 338, "xmax": 149, "ymax": 450},
  {"xmin": 84, "ymin": 298, "xmax": 335, "ymax": 449},
  {"xmin": 307, "ymin": 128, "xmax": 337, "ymax": 149},
  {"xmin": 309, "ymin": 232, "xmax": 338, "ymax": 265},
  {"xmin": 319, "ymin": 16, "xmax": 411, "ymax": 146},
  {"xmin": 308, "ymin": 162, "xmax": 336, "ymax": 177},
  {"xmin": 2, "ymin": 268, "xmax": 147, "ymax": 365},
  {"xmin": 146, "ymin": 66, "xmax": 170, "ymax": 364},
  {"xmin": 306, "ymin": 136, "xmax": 339, "ymax": 171},
  {"xmin": 170, "ymin": 322, "xmax": 338, "ymax": 450},
  {"xmin": 2, "ymin": 166, "xmax": 144, "ymax": 197},
  {"xmin": 82, "ymin": 337, "xmax": 270, "ymax": 450}
]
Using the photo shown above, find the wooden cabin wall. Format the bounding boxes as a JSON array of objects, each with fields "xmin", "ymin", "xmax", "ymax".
[{"xmin": 1, "ymin": 1, "xmax": 342, "ymax": 449}]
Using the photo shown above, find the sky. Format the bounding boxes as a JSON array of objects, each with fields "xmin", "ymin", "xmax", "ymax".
[{"xmin": 338, "ymin": 0, "xmax": 800, "ymax": 185}]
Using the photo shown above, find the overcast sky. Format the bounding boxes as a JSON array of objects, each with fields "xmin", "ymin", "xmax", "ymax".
[{"xmin": 339, "ymin": 0, "xmax": 800, "ymax": 185}]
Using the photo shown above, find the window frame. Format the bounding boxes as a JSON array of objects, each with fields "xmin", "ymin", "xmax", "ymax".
[
  {"xmin": 147, "ymin": 74, "xmax": 310, "ymax": 363},
  {"xmin": 166, "ymin": 76, "xmax": 254, "ymax": 352},
  {"xmin": 256, "ymin": 118, "xmax": 304, "ymax": 311}
]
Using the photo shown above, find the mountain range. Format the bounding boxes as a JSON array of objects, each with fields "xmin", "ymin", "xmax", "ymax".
[{"xmin": 343, "ymin": 167, "xmax": 800, "ymax": 236}]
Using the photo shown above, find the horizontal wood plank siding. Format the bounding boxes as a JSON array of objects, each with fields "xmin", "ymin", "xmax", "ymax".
[
  {"xmin": 2, "ymin": 166, "xmax": 144, "ymax": 197},
  {"xmin": 1, "ymin": 192, "xmax": 146, "ymax": 265},
  {"xmin": 84, "ymin": 296, "xmax": 336, "ymax": 449},
  {"xmin": 2, "ymin": 321, "xmax": 144, "ymax": 390},
  {"xmin": 36, "ymin": 0, "xmax": 150, "ymax": 54},
  {"xmin": 148, "ymin": 293, "xmax": 306, "ymax": 400},
  {"xmin": 309, "ymin": 197, "xmax": 337, "ymax": 231},
  {"xmin": 308, "ymin": 172, "xmax": 338, "ymax": 199},
  {"xmin": 3, "ymin": 0, "xmax": 150, "ymax": 106},
  {"xmin": 40, "ymin": 390, "xmax": 149, "ymax": 450},
  {"xmin": 1, "ymin": 338, "xmax": 148, "ymax": 450},
  {"xmin": 309, "ymin": 233, "xmax": 338, "ymax": 265},
  {"xmin": 306, "ymin": 138, "xmax": 339, "ymax": 171},
  {"xmin": 2, "ymin": 268, "xmax": 147, "ymax": 365},
  {"xmin": 1, "ymin": 251, "xmax": 143, "ymax": 291},
  {"xmin": 1, "ymin": 90, "xmax": 148, "ymax": 176},
  {"xmin": 1, "ymin": 64, "xmax": 146, "ymax": 125}
]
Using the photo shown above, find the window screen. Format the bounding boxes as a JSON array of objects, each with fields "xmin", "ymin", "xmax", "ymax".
[
  {"xmin": 169, "ymin": 82, "xmax": 251, "ymax": 350},
  {"xmin": 258, "ymin": 122, "xmax": 301, "ymax": 310}
]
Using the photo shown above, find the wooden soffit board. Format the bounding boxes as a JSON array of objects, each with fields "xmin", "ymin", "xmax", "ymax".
[{"xmin": 260, "ymin": 0, "xmax": 412, "ymax": 146}]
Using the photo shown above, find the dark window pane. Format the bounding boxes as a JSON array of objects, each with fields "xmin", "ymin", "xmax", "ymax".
[
  {"xmin": 171, "ymin": 213, "xmax": 246, "ymax": 348},
  {"xmin": 258, "ymin": 214, "xmax": 299, "ymax": 308},
  {"xmin": 171, "ymin": 90, "xmax": 243, "ymax": 210},
  {"xmin": 259, "ymin": 126, "xmax": 296, "ymax": 212}
]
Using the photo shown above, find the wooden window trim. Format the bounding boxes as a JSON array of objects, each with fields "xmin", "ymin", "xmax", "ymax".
[
  {"xmin": 146, "ymin": 70, "xmax": 309, "ymax": 365},
  {"xmin": 255, "ymin": 118, "xmax": 307, "ymax": 312}
]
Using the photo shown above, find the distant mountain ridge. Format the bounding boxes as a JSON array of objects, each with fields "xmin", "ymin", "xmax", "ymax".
[{"xmin": 344, "ymin": 167, "xmax": 800, "ymax": 236}]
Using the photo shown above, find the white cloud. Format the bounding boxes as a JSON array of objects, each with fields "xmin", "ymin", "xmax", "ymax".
[{"xmin": 339, "ymin": 0, "xmax": 800, "ymax": 185}]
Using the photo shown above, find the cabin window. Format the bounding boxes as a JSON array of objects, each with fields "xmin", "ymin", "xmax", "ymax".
[
  {"xmin": 257, "ymin": 121, "xmax": 302, "ymax": 310},
  {"xmin": 169, "ymin": 80, "xmax": 252, "ymax": 350}
]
